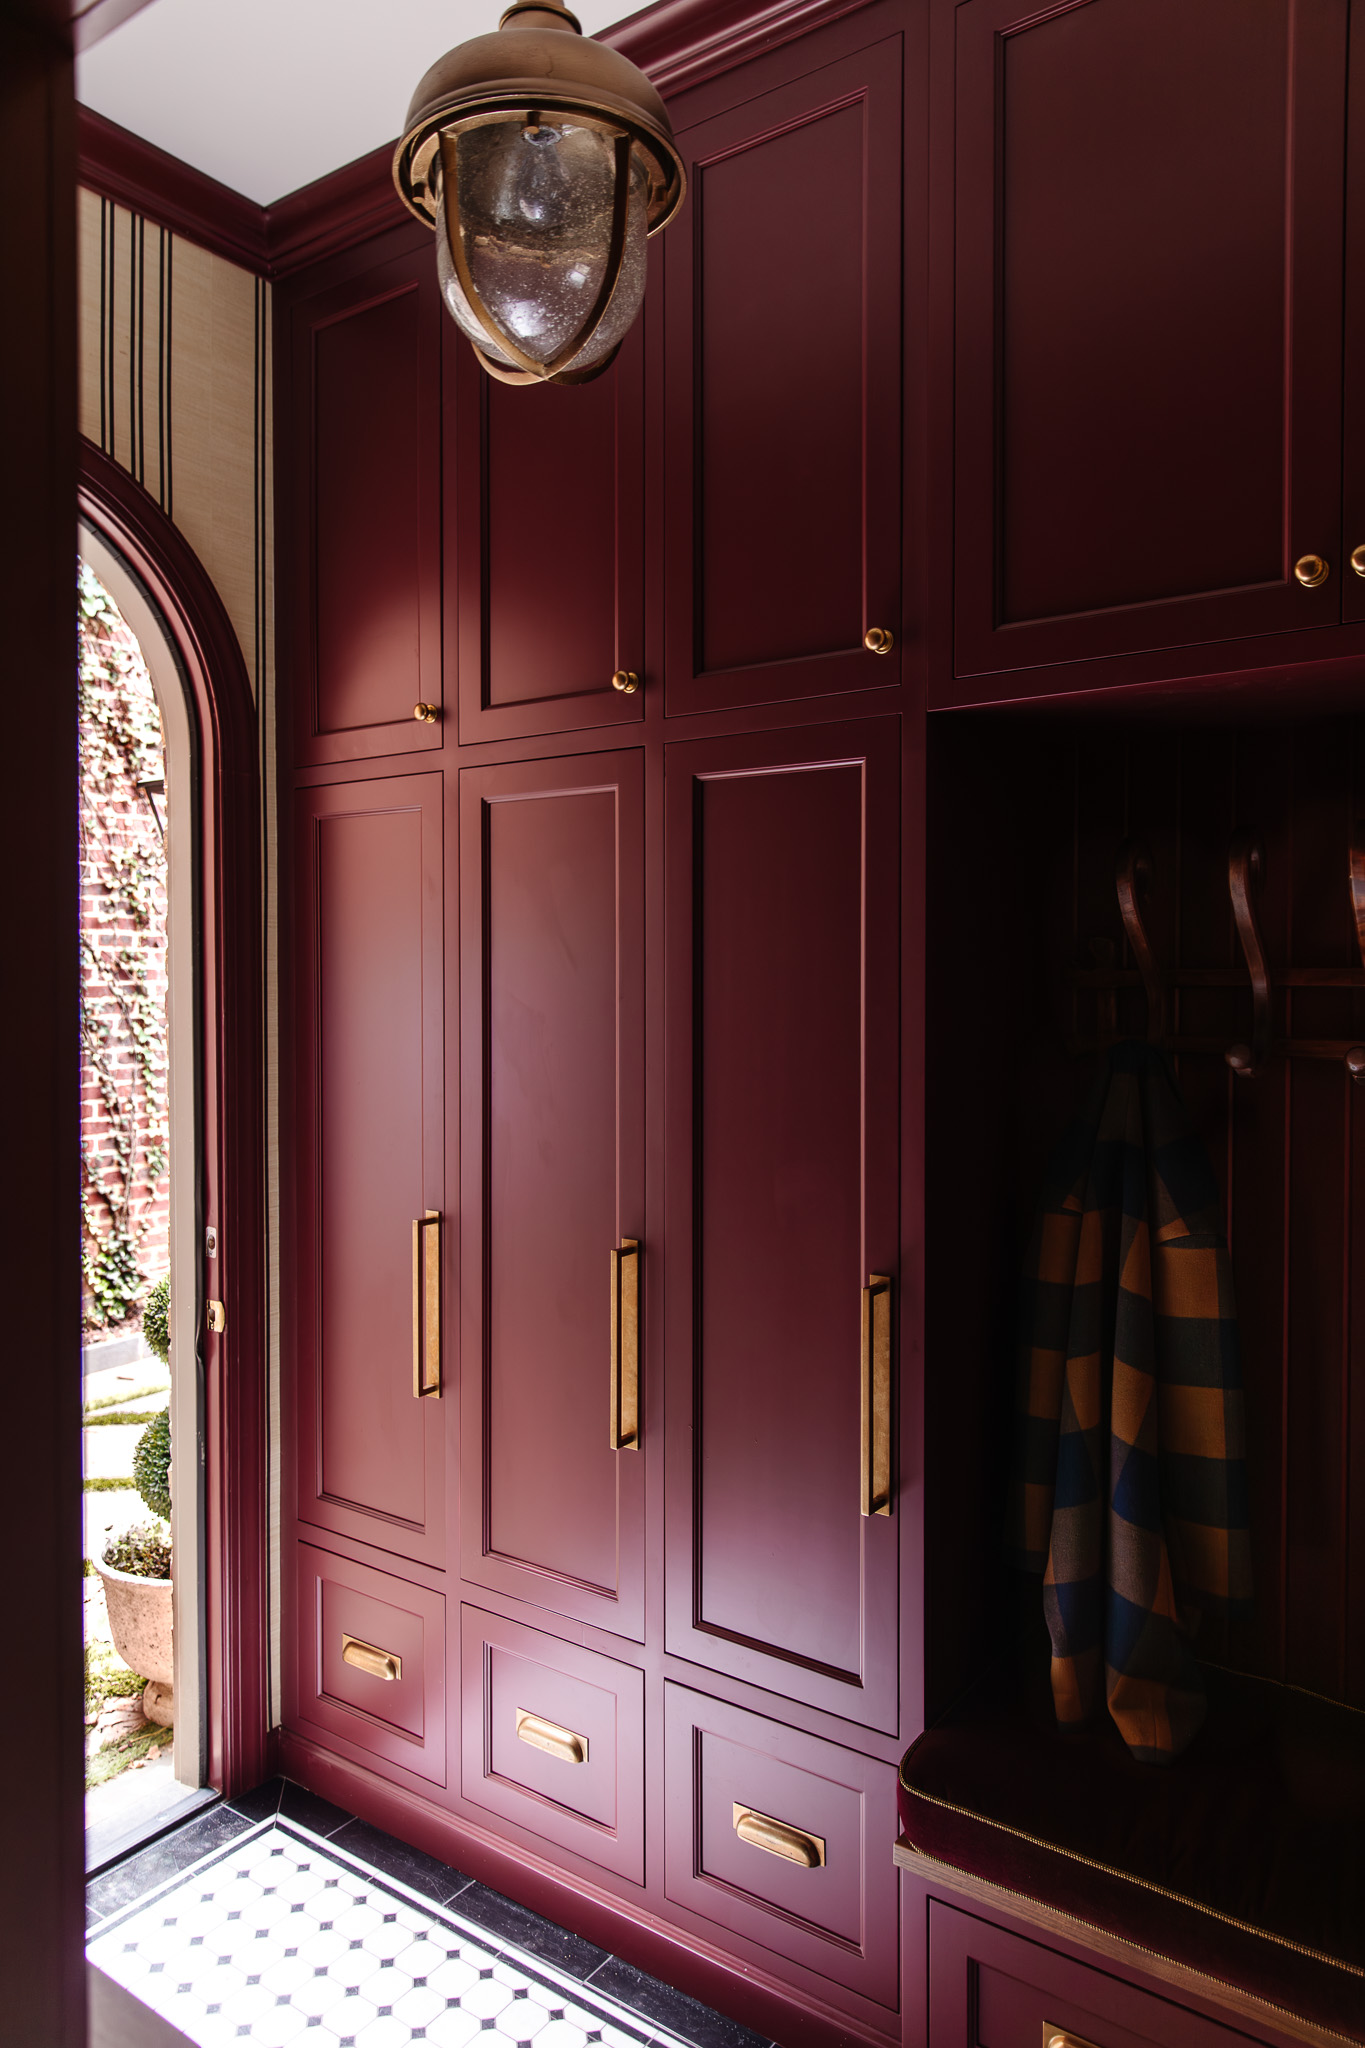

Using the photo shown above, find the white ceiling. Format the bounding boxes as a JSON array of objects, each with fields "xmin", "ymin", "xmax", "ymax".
[{"xmin": 77, "ymin": 0, "xmax": 628, "ymax": 207}]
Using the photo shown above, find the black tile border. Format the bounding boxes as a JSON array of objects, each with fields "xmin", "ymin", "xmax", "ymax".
[{"xmin": 86, "ymin": 1778, "xmax": 774, "ymax": 2048}]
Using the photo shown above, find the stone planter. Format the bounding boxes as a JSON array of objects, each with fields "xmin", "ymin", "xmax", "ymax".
[{"xmin": 95, "ymin": 1558, "xmax": 173, "ymax": 1727}]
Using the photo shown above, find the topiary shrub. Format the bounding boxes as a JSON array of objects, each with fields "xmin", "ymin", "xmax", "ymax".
[
  {"xmin": 133, "ymin": 1409, "xmax": 171, "ymax": 1523},
  {"xmin": 142, "ymin": 1275, "xmax": 170, "ymax": 1365},
  {"xmin": 102, "ymin": 1520, "xmax": 171, "ymax": 1579}
]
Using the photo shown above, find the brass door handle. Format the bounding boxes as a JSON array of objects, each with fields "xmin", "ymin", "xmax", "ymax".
[
  {"xmin": 516, "ymin": 1709, "xmax": 588, "ymax": 1763},
  {"xmin": 732, "ymin": 1804, "xmax": 826, "ymax": 1868},
  {"xmin": 412, "ymin": 1210, "xmax": 442, "ymax": 1398},
  {"xmin": 1294, "ymin": 553, "xmax": 1330, "ymax": 588},
  {"xmin": 861, "ymin": 1273, "xmax": 892, "ymax": 1516},
  {"xmin": 342, "ymin": 1634, "xmax": 402, "ymax": 1682},
  {"xmin": 863, "ymin": 626, "xmax": 895, "ymax": 654},
  {"xmin": 1043, "ymin": 2031, "xmax": 1103, "ymax": 2048},
  {"xmin": 610, "ymin": 1237, "xmax": 640, "ymax": 1449},
  {"xmin": 414, "ymin": 702, "xmax": 440, "ymax": 722},
  {"xmin": 1351, "ymin": 544, "xmax": 1365, "ymax": 579},
  {"xmin": 611, "ymin": 670, "xmax": 640, "ymax": 693}
]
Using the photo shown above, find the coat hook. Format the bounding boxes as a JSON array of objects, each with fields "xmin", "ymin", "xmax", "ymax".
[
  {"xmin": 1347, "ymin": 820, "xmax": 1365, "ymax": 1083},
  {"xmin": 1226, "ymin": 833, "xmax": 1271, "ymax": 1078},
  {"xmin": 1115, "ymin": 841, "xmax": 1166, "ymax": 1045}
]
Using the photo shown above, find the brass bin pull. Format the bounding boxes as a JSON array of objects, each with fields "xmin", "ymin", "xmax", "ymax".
[
  {"xmin": 732, "ymin": 1803, "xmax": 825, "ymax": 1868},
  {"xmin": 610, "ymin": 1238, "xmax": 640, "ymax": 1450},
  {"xmin": 342, "ymin": 1634, "xmax": 402, "ymax": 1683},
  {"xmin": 1043, "ymin": 2030, "xmax": 1103, "ymax": 2048},
  {"xmin": 861, "ymin": 1274, "xmax": 892, "ymax": 1516},
  {"xmin": 412, "ymin": 1210, "xmax": 442, "ymax": 1398},
  {"xmin": 516, "ymin": 1709, "xmax": 588, "ymax": 1764}
]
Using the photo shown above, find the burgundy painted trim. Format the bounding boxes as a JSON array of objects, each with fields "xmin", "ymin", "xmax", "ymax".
[
  {"xmin": 76, "ymin": 0, "xmax": 869, "ymax": 277},
  {"xmin": 79, "ymin": 440, "xmax": 269, "ymax": 1799}
]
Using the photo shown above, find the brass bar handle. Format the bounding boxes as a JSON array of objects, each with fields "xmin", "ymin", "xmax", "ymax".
[
  {"xmin": 610, "ymin": 1237, "xmax": 640, "ymax": 1449},
  {"xmin": 861, "ymin": 1273, "xmax": 892, "ymax": 1516},
  {"xmin": 516, "ymin": 1708, "xmax": 588, "ymax": 1764},
  {"xmin": 412, "ymin": 1210, "xmax": 442, "ymax": 1398},
  {"xmin": 1043, "ymin": 2030, "xmax": 1103, "ymax": 2048},
  {"xmin": 732, "ymin": 1803, "xmax": 826, "ymax": 1868},
  {"xmin": 342, "ymin": 1634, "xmax": 402, "ymax": 1682}
]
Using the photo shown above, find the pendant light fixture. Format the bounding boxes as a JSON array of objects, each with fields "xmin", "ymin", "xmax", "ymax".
[{"xmin": 393, "ymin": 2, "xmax": 685, "ymax": 386}]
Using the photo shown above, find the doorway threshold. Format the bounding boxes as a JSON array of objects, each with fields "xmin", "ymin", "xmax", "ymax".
[{"xmin": 87, "ymin": 1764, "xmax": 218, "ymax": 1877}]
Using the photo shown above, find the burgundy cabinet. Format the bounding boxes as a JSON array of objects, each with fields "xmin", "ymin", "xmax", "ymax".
[
  {"xmin": 451, "ymin": 326, "xmax": 645, "ymax": 742},
  {"xmin": 291, "ymin": 773, "xmax": 447, "ymax": 1568},
  {"xmin": 953, "ymin": 0, "xmax": 1349, "ymax": 679},
  {"xmin": 458, "ymin": 752, "xmax": 645, "ymax": 1638},
  {"xmin": 664, "ymin": 24, "xmax": 905, "ymax": 715},
  {"xmin": 286, "ymin": 239, "xmax": 445, "ymax": 763},
  {"xmin": 664, "ymin": 721, "xmax": 901, "ymax": 1730},
  {"xmin": 1344, "ymin": 0, "xmax": 1365, "ymax": 626}
]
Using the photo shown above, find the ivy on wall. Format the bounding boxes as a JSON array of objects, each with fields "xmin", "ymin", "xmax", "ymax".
[{"xmin": 78, "ymin": 562, "xmax": 170, "ymax": 1331}]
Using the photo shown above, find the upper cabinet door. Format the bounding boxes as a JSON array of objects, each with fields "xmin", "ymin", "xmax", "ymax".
[
  {"xmin": 1343, "ymin": 0, "xmax": 1365, "ymax": 624},
  {"xmin": 451, "ymin": 327, "xmax": 645, "ymax": 742},
  {"xmin": 954, "ymin": 0, "xmax": 1349, "ymax": 679},
  {"xmin": 459, "ymin": 752, "xmax": 645, "ymax": 1640},
  {"xmin": 287, "ymin": 240, "xmax": 444, "ymax": 766},
  {"xmin": 664, "ymin": 721, "xmax": 900, "ymax": 1731},
  {"xmin": 664, "ymin": 35, "xmax": 905, "ymax": 716},
  {"xmin": 292, "ymin": 773, "xmax": 447, "ymax": 1569}
]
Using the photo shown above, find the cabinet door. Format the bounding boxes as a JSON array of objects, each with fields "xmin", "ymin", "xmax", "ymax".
[
  {"xmin": 459, "ymin": 752, "xmax": 645, "ymax": 1638},
  {"xmin": 286, "ymin": 238, "xmax": 445, "ymax": 765},
  {"xmin": 451, "ymin": 325, "xmax": 645, "ymax": 742},
  {"xmin": 663, "ymin": 33, "xmax": 904, "ymax": 716},
  {"xmin": 292, "ymin": 773, "xmax": 446, "ymax": 1568},
  {"xmin": 954, "ymin": 0, "xmax": 1348, "ymax": 678},
  {"xmin": 1344, "ymin": 0, "xmax": 1365, "ymax": 624},
  {"xmin": 664, "ymin": 722, "xmax": 900, "ymax": 1729}
]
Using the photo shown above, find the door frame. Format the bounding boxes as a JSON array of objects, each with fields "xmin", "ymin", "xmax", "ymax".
[{"xmin": 79, "ymin": 439, "xmax": 269, "ymax": 1797}]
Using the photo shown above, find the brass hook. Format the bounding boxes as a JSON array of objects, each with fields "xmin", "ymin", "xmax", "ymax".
[
  {"xmin": 1115, "ymin": 842, "xmax": 1166, "ymax": 1045},
  {"xmin": 1347, "ymin": 820, "xmax": 1365, "ymax": 1084},
  {"xmin": 1226, "ymin": 834, "xmax": 1271, "ymax": 1078}
]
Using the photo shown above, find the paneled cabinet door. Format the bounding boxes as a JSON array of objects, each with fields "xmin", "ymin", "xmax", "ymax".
[
  {"xmin": 450, "ymin": 324, "xmax": 645, "ymax": 743},
  {"xmin": 663, "ymin": 26, "xmax": 905, "ymax": 716},
  {"xmin": 459, "ymin": 752, "xmax": 645, "ymax": 1638},
  {"xmin": 664, "ymin": 722, "xmax": 900, "ymax": 1730},
  {"xmin": 292, "ymin": 773, "xmax": 446, "ymax": 1569},
  {"xmin": 954, "ymin": 0, "xmax": 1348, "ymax": 678},
  {"xmin": 285, "ymin": 237, "xmax": 445, "ymax": 765}
]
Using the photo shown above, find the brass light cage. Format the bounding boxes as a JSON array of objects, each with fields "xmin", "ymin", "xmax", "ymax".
[{"xmin": 393, "ymin": 1, "xmax": 685, "ymax": 386}]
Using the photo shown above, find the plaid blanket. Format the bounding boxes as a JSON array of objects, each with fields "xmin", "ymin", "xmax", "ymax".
[{"xmin": 1008, "ymin": 1042, "xmax": 1252, "ymax": 1763}]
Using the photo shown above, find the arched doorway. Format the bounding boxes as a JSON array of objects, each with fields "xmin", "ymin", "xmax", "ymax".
[{"xmin": 79, "ymin": 443, "xmax": 269, "ymax": 1807}]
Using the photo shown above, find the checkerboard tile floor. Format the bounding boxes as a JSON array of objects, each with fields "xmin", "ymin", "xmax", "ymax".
[{"xmin": 87, "ymin": 1818, "xmax": 694, "ymax": 2048}]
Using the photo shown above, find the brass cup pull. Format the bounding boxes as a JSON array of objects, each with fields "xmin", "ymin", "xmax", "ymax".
[
  {"xmin": 863, "ymin": 626, "xmax": 895, "ymax": 654},
  {"xmin": 861, "ymin": 1273, "xmax": 892, "ymax": 1516},
  {"xmin": 1351, "ymin": 544, "xmax": 1365, "ymax": 579},
  {"xmin": 732, "ymin": 1804, "xmax": 826, "ymax": 1868},
  {"xmin": 342, "ymin": 1634, "xmax": 401, "ymax": 1682},
  {"xmin": 610, "ymin": 1238, "xmax": 640, "ymax": 1449},
  {"xmin": 516, "ymin": 1709, "xmax": 587, "ymax": 1764},
  {"xmin": 412, "ymin": 1210, "xmax": 442, "ymax": 1398},
  {"xmin": 413, "ymin": 702, "xmax": 440, "ymax": 722},
  {"xmin": 611, "ymin": 670, "xmax": 640, "ymax": 693},
  {"xmin": 1294, "ymin": 553, "xmax": 1330, "ymax": 588},
  {"xmin": 1043, "ymin": 2030, "xmax": 1103, "ymax": 2048}
]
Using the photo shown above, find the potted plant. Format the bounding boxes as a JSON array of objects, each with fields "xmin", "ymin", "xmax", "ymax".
[{"xmin": 93, "ymin": 1278, "xmax": 174, "ymax": 1726}]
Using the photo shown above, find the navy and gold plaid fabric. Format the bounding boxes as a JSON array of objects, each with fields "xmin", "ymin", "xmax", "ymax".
[{"xmin": 1008, "ymin": 1041, "xmax": 1252, "ymax": 1764}]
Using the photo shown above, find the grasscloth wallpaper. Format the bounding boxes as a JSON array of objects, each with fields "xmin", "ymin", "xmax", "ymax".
[{"xmin": 78, "ymin": 187, "xmax": 283, "ymax": 1723}]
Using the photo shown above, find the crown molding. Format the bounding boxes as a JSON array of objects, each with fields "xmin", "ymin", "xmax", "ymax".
[{"xmin": 77, "ymin": 0, "xmax": 869, "ymax": 281}]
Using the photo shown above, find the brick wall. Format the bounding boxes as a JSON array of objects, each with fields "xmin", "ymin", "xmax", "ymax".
[{"xmin": 79, "ymin": 561, "xmax": 169, "ymax": 1331}]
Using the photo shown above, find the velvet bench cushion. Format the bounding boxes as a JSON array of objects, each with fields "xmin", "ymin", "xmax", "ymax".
[{"xmin": 896, "ymin": 1662, "xmax": 1365, "ymax": 2044}]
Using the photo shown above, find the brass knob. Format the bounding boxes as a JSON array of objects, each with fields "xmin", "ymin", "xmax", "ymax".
[
  {"xmin": 863, "ymin": 626, "xmax": 895, "ymax": 655},
  {"xmin": 611, "ymin": 670, "xmax": 640, "ymax": 694},
  {"xmin": 1294, "ymin": 553, "xmax": 1330, "ymax": 588},
  {"xmin": 413, "ymin": 702, "xmax": 439, "ymax": 723},
  {"xmin": 1351, "ymin": 545, "xmax": 1365, "ymax": 579}
]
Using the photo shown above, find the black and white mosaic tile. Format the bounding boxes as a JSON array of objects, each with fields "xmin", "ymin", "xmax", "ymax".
[{"xmin": 87, "ymin": 1818, "xmax": 700, "ymax": 2048}]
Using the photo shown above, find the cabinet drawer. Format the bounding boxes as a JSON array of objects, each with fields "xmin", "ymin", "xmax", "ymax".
[
  {"xmin": 460, "ymin": 1606, "xmax": 644, "ymax": 1884},
  {"xmin": 294, "ymin": 1543, "xmax": 445, "ymax": 1787},
  {"xmin": 930, "ymin": 1902, "xmax": 1264, "ymax": 2048},
  {"xmin": 664, "ymin": 1684, "xmax": 899, "ymax": 2014}
]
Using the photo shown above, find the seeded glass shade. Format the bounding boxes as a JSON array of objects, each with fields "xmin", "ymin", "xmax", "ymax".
[{"xmin": 394, "ymin": 3, "xmax": 684, "ymax": 388}]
